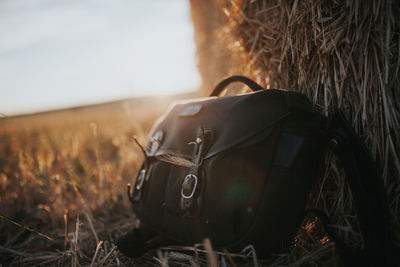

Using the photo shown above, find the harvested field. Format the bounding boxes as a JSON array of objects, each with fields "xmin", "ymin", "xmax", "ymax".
[{"xmin": 0, "ymin": 97, "xmax": 175, "ymax": 266}]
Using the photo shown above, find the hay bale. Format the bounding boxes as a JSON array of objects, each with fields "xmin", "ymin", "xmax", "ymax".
[
  {"xmin": 190, "ymin": 0, "xmax": 239, "ymax": 92},
  {"xmin": 191, "ymin": 0, "xmax": 399, "ymax": 264}
]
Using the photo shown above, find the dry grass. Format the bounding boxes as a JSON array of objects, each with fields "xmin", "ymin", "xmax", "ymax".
[
  {"xmin": 191, "ymin": 0, "xmax": 400, "ymax": 265},
  {"xmin": 0, "ymin": 97, "xmax": 178, "ymax": 266}
]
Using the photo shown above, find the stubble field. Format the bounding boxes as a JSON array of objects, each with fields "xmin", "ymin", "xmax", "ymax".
[{"xmin": 0, "ymin": 96, "xmax": 173, "ymax": 266}]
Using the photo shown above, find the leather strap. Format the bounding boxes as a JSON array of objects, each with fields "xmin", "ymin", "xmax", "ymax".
[
  {"xmin": 328, "ymin": 109, "xmax": 395, "ymax": 266},
  {"xmin": 209, "ymin": 75, "xmax": 264, "ymax": 96}
]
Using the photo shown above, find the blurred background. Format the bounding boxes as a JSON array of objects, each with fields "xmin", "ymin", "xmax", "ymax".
[{"xmin": 0, "ymin": 0, "xmax": 200, "ymax": 116}]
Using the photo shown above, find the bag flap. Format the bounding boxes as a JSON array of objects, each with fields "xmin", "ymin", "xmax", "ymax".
[{"xmin": 145, "ymin": 89, "xmax": 313, "ymax": 162}]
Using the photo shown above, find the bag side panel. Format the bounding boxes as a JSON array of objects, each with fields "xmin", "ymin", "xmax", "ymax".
[{"xmin": 231, "ymin": 113, "xmax": 327, "ymax": 257}]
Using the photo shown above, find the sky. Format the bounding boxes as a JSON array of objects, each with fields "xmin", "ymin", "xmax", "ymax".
[{"xmin": 0, "ymin": 0, "xmax": 201, "ymax": 115}]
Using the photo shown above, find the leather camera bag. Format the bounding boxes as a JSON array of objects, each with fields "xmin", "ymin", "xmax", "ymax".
[{"xmin": 117, "ymin": 76, "xmax": 394, "ymax": 266}]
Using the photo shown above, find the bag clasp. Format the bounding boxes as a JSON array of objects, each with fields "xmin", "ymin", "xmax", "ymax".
[{"xmin": 181, "ymin": 174, "xmax": 198, "ymax": 199}]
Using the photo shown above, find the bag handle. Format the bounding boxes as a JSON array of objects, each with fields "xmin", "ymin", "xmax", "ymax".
[{"xmin": 209, "ymin": 75, "xmax": 264, "ymax": 96}]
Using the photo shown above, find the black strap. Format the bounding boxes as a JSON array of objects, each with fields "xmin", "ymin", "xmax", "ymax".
[
  {"xmin": 209, "ymin": 75, "xmax": 264, "ymax": 96},
  {"xmin": 328, "ymin": 109, "xmax": 395, "ymax": 267}
]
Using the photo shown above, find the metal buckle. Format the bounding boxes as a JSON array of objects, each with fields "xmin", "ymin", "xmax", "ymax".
[
  {"xmin": 146, "ymin": 130, "xmax": 164, "ymax": 156},
  {"xmin": 136, "ymin": 169, "xmax": 146, "ymax": 190},
  {"xmin": 181, "ymin": 174, "xmax": 198, "ymax": 199}
]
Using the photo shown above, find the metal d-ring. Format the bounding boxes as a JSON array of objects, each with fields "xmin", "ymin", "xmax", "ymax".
[
  {"xmin": 136, "ymin": 169, "xmax": 146, "ymax": 190},
  {"xmin": 181, "ymin": 174, "xmax": 198, "ymax": 199}
]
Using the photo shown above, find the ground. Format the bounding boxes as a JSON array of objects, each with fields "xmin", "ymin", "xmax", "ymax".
[{"xmin": 0, "ymin": 96, "xmax": 175, "ymax": 266}]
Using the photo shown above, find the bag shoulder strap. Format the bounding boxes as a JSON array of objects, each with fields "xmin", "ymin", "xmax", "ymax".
[
  {"xmin": 328, "ymin": 109, "xmax": 396, "ymax": 266},
  {"xmin": 209, "ymin": 75, "xmax": 264, "ymax": 96}
]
